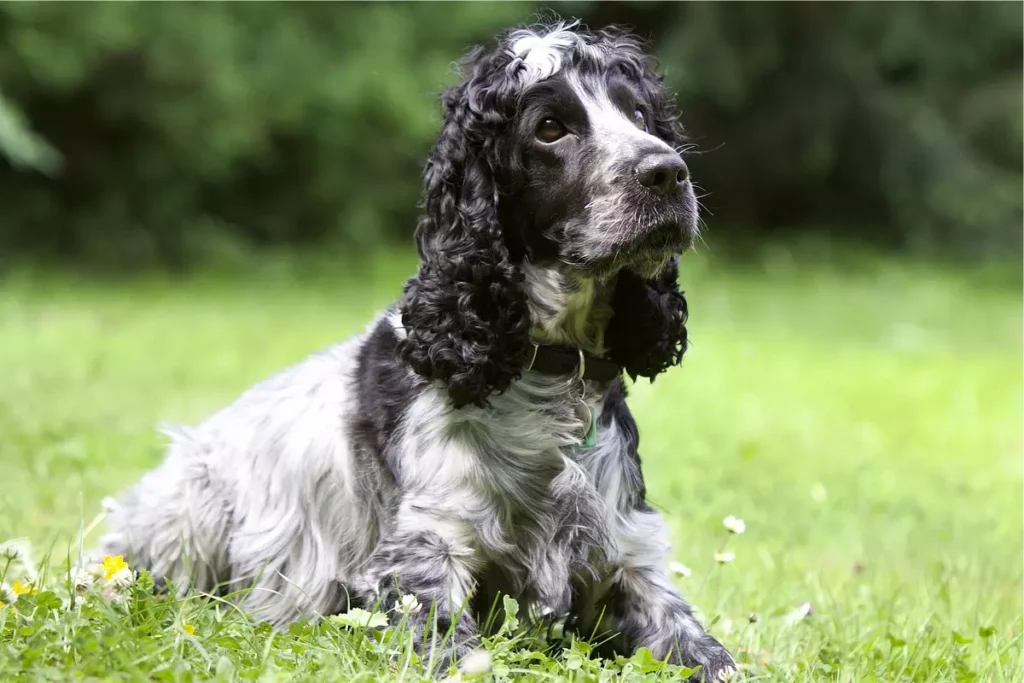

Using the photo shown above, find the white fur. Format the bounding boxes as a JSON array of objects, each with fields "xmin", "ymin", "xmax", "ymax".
[{"xmin": 507, "ymin": 21, "xmax": 586, "ymax": 84}]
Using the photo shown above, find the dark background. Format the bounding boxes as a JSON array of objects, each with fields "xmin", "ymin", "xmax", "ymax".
[{"xmin": 0, "ymin": 2, "xmax": 1020, "ymax": 269}]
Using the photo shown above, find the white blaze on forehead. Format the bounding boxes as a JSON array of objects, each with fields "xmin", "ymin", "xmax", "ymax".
[
  {"xmin": 568, "ymin": 73, "xmax": 673, "ymax": 161},
  {"xmin": 507, "ymin": 22, "xmax": 583, "ymax": 83}
]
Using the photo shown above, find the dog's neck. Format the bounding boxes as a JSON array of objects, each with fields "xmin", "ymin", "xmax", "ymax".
[{"xmin": 522, "ymin": 261, "xmax": 615, "ymax": 357}]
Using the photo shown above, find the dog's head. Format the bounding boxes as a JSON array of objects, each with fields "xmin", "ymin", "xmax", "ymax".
[{"xmin": 400, "ymin": 21, "xmax": 693, "ymax": 408}]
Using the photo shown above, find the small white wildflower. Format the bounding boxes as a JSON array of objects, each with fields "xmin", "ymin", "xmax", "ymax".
[
  {"xmin": 0, "ymin": 539, "xmax": 30, "ymax": 562},
  {"xmin": 810, "ymin": 483, "xmax": 828, "ymax": 503},
  {"xmin": 714, "ymin": 551, "xmax": 735, "ymax": 564},
  {"xmin": 331, "ymin": 607, "xmax": 389, "ymax": 629},
  {"xmin": 0, "ymin": 539, "xmax": 37, "ymax": 581},
  {"xmin": 723, "ymin": 516, "xmax": 746, "ymax": 535},
  {"xmin": 0, "ymin": 583, "xmax": 15, "ymax": 605},
  {"xmin": 458, "ymin": 648, "xmax": 493, "ymax": 677},
  {"xmin": 107, "ymin": 567, "xmax": 135, "ymax": 589},
  {"xmin": 669, "ymin": 561, "xmax": 692, "ymax": 578},
  {"xmin": 101, "ymin": 585, "xmax": 126, "ymax": 604},
  {"xmin": 398, "ymin": 593, "xmax": 422, "ymax": 615},
  {"xmin": 70, "ymin": 566, "xmax": 94, "ymax": 592},
  {"xmin": 784, "ymin": 601, "xmax": 814, "ymax": 626}
]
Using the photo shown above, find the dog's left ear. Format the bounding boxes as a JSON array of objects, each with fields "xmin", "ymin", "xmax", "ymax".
[
  {"xmin": 397, "ymin": 48, "xmax": 531, "ymax": 409},
  {"xmin": 605, "ymin": 256, "xmax": 689, "ymax": 382}
]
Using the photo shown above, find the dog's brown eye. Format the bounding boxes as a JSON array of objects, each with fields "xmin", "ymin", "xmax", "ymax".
[
  {"xmin": 536, "ymin": 118, "xmax": 567, "ymax": 143},
  {"xmin": 633, "ymin": 108, "xmax": 648, "ymax": 133}
]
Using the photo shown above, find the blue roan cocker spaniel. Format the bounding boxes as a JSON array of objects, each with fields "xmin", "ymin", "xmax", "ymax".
[{"xmin": 99, "ymin": 20, "xmax": 736, "ymax": 682}]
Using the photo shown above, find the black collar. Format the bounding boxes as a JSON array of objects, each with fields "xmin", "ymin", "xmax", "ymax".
[{"xmin": 524, "ymin": 343, "xmax": 621, "ymax": 383}]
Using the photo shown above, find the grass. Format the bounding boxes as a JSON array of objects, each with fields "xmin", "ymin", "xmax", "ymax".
[{"xmin": 0, "ymin": 248, "xmax": 1020, "ymax": 681}]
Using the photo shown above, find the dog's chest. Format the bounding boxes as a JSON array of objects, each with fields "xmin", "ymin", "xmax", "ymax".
[
  {"xmin": 464, "ymin": 384, "xmax": 616, "ymax": 592},
  {"xmin": 402, "ymin": 379, "xmax": 622, "ymax": 591}
]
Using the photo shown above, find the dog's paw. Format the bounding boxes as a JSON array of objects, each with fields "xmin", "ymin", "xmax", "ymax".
[
  {"xmin": 418, "ymin": 626, "xmax": 481, "ymax": 679},
  {"xmin": 681, "ymin": 635, "xmax": 737, "ymax": 683}
]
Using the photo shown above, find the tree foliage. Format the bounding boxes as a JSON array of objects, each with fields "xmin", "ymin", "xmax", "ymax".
[{"xmin": 0, "ymin": 2, "xmax": 1019, "ymax": 267}]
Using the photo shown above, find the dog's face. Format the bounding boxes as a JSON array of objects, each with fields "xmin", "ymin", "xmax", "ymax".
[
  {"xmin": 497, "ymin": 28, "xmax": 698, "ymax": 280},
  {"xmin": 400, "ymin": 23, "xmax": 693, "ymax": 408}
]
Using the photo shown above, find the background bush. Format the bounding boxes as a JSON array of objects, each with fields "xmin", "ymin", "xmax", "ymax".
[{"xmin": 0, "ymin": 2, "xmax": 1019, "ymax": 268}]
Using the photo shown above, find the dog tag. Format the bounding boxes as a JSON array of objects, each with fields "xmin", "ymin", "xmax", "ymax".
[{"xmin": 576, "ymin": 401, "xmax": 598, "ymax": 448}]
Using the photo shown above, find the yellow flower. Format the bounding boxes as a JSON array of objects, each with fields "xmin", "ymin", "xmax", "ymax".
[
  {"xmin": 12, "ymin": 579, "xmax": 36, "ymax": 596},
  {"xmin": 102, "ymin": 555, "xmax": 129, "ymax": 581},
  {"xmin": 183, "ymin": 621, "xmax": 195, "ymax": 636}
]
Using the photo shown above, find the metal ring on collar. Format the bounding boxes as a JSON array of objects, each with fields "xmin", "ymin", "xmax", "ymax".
[{"xmin": 525, "ymin": 343, "xmax": 539, "ymax": 372}]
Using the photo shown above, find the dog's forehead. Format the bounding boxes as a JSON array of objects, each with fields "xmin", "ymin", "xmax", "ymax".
[{"xmin": 506, "ymin": 22, "xmax": 595, "ymax": 85}]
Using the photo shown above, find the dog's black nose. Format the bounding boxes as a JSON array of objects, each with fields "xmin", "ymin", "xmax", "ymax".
[{"xmin": 636, "ymin": 153, "xmax": 689, "ymax": 196}]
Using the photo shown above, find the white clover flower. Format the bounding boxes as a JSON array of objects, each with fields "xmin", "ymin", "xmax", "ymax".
[
  {"xmin": 669, "ymin": 561, "xmax": 692, "ymax": 578},
  {"xmin": 714, "ymin": 551, "xmax": 735, "ymax": 564},
  {"xmin": 458, "ymin": 648, "xmax": 493, "ymax": 677},
  {"xmin": 811, "ymin": 483, "xmax": 828, "ymax": 503},
  {"xmin": 723, "ymin": 516, "xmax": 746, "ymax": 535},
  {"xmin": 107, "ymin": 567, "xmax": 135, "ymax": 589},
  {"xmin": 784, "ymin": 601, "xmax": 814, "ymax": 626},
  {"xmin": 398, "ymin": 593, "xmax": 422, "ymax": 615},
  {"xmin": 101, "ymin": 585, "xmax": 127, "ymax": 604},
  {"xmin": 0, "ymin": 583, "xmax": 15, "ymax": 605},
  {"xmin": 70, "ymin": 566, "xmax": 94, "ymax": 592}
]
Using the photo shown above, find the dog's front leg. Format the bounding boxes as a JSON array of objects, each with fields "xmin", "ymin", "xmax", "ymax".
[
  {"xmin": 368, "ymin": 504, "xmax": 481, "ymax": 675},
  {"xmin": 602, "ymin": 508, "xmax": 736, "ymax": 682}
]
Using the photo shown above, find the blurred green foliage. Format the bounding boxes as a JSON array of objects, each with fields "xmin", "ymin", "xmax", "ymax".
[{"xmin": 0, "ymin": 2, "xmax": 1019, "ymax": 267}]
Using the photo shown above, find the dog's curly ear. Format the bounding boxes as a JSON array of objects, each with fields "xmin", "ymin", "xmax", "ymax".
[
  {"xmin": 602, "ymin": 37, "xmax": 691, "ymax": 381},
  {"xmin": 398, "ymin": 55, "xmax": 531, "ymax": 409},
  {"xmin": 605, "ymin": 256, "xmax": 689, "ymax": 382}
]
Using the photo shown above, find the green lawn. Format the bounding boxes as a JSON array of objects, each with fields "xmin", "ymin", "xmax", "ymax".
[{"xmin": 0, "ymin": 250, "xmax": 1020, "ymax": 681}]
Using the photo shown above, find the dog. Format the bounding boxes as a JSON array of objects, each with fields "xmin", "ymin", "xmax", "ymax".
[{"xmin": 98, "ymin": 20, "xmax": 736, "ymax": 682}]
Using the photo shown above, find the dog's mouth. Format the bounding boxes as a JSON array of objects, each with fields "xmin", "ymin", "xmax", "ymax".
[
  {"xmin": 607, "ymin": 213, "xmax": 696, "ymax": 278},
  {"xmin": 555, "ymin": 203, "xmax": 696, "ymax": 279},
  {"xmin": 635, "ymin": 216, "xmax": 696, "ymax": 254},
  {"xmin": 617, "ymin": 209, "xmax": 698, "ymax": 265}
]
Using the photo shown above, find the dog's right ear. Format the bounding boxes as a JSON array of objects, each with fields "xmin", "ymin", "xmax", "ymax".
[{"xmin": 397, "ymin": 50, "xmax": 531, "ymax": 409}]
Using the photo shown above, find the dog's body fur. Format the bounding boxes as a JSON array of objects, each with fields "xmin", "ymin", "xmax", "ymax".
[{"xmin": 99, "ymin": 21, "xmax": 736, "ymax": 682}]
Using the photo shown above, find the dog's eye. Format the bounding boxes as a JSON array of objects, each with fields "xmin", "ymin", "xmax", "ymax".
[
  {"xmin": 536, "ymin": 118, "xmax": 567, "ymax": 143},
  {"xmin": 633, "ymin": 108, "xmax": 649, "ymax": 133}
]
